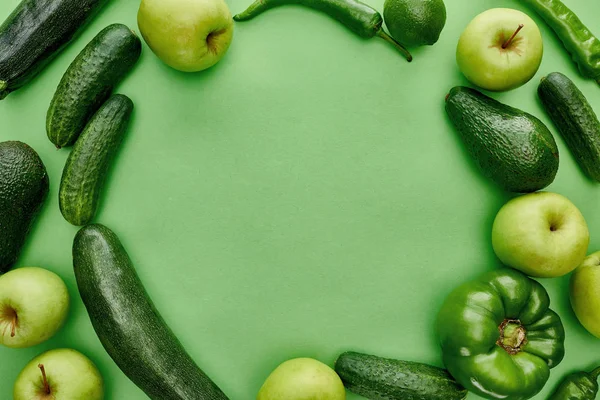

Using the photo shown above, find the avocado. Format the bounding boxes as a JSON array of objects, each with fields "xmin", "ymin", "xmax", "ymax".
[
  {"xmin": 0, "ymin": 141, "xmax": 49, "ymax": 273},
  {"xmin": 445, "ymin": 86, "xmax": 559, "ymax": 193}
]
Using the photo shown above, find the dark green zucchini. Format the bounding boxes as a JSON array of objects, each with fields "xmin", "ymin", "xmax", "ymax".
[
  {"xmin": 73, "ymin": 224, "xmax": 229, "ymax": 400},
  {"xmin": 59, "ymin": 95, "xmax": 133, "ymax": 226},
  {"xmin": 538, "ymin": 72, "xmax": 600, "ymax": 182},
  {"xmin": 335, "ymin": 351, "xmax": 467, "ymax": 400},
  {"xmin": 0, "ymin": 0, "xmax": 109, "ymax": 99},
  {"xmin": 47, "ymin": 23, "xmax": 141, "ymax": 148}
]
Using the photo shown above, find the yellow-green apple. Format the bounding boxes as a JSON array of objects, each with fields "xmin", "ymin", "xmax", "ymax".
[
  {"xmin": 0, "ymin": 267, "xmax": 69, "ymax": 348},
  {"xmin": 456, "ymin": 8, "xmax": 543, "ymax": 91},
  {"xmin": 13, "ymin": 348, "xmax": 104, "ymax": 400},
  {"xmin": 492, "ymin": 192, "xmax": 589, "ymax": 278},
  {"xmin": 570, "ymin": 251, "xmax": 600, "ymax": 338},
  {"xmin": 258, "ymin": 358, "xmax": 346, "ymax": 400},
  {"xmin": 138, "ymin": 0, "xmax": 234, "ymax": 72}
]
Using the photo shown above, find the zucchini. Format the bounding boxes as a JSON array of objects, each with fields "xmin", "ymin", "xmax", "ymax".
[
  {"xmin": 0, "ymin": 0, "xmax": 108, "ymax": 100},
  {"xmin": 59, "ymin": 94, "xmax": 133, "ymax": 226},
  {"xmin": 538, "ymin": 72, "xmax": 600, "ymax": 182},
  {"xmin": 47, "ymin": 23, "xmax": 141, "ymax": 148},
  {"xmin": 73, "ymin": 224, "xmax": 229, "ymax": 400},
  {"xmin": 334, "ymin": 351, "xmax": 467, "ymax": 400}
]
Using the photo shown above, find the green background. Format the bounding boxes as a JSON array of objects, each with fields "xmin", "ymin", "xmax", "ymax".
[{"xmin": 1, "ymin": 0, "xmax": 600, "ymax": 398}]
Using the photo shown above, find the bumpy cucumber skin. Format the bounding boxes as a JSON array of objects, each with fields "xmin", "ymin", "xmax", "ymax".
[
  {"xmin": 0, "ymin": 141, "xmax": 49, "ymax": 273},
  {"xmin": 73, "ymin": 224, "xmax": 229, "ymax": 400},
  {"xmin": 59, "ymin": 94, "xmax": 132, "ymax": 226},
  {"xmin": 0, "ymin": 0, "xmax": 109, "ymax": 99},
  {"xmin": 538, "ymin": 72, "xmax": 600, "ymax": 182},
  {"xmin": 335, "ymin": 352, "xmax": 467, "ymax": 400},
  {"xmin": 445, "ymin": 86, "xmax": 559, "ymax": 193},
  {"xmin": 47, "ymin": 23, "xmax": 141, "ymax": 148}
]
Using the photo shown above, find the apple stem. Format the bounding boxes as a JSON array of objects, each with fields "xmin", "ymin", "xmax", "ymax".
[
  {"xmin": 502, "ymin": 24, "xmax": 524, "ymax": 49},
  {"xmin": 38, "ymin": 364, "xmax": 51, "ymax": 394},
  {"xmin": 10, "ymin": 313, "xmax": 16, "ymax": 337}
]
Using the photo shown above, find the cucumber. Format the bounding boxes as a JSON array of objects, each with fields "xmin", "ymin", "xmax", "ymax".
[
  {"xmin": 47, "ymin": 23, "xmax": 141, "ymax": 148},
  {"xmin": 0, "ymin": 0, "xmax": 108, "ymax": 100},
  {"xmin": 73, "ymin": 224, "xmax": 229, "ymax": 400},
  {"xmin": 59, "ymin": 94, "xmax": 133, "ymax": 226},
  {"xmin": 334, "ymin": 351, "xmax": 467, "ymax": 400},
  {"xmin": 538, "ymin": 72, "xmax": 600, "ymax": 182}
]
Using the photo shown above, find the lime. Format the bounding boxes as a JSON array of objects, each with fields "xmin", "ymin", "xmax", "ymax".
[{"xmin": 383, "ymin": 0, "xmax": 447, "ymax": 47}]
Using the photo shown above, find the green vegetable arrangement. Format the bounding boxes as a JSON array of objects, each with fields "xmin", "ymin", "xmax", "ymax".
[{"xmin": 436, "ymin": 269, "xmax": 565, "ymax": 400}]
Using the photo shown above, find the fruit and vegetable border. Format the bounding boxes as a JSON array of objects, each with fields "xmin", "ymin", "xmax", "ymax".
[{"xmin": 1, "ymin": 0, "xmax": 600, "ymax": 399}]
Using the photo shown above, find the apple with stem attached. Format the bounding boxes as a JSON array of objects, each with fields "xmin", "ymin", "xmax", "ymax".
[
  {"xmin": 0, "ymin": 267, "xmax": 69, "ymax": 348},
  {"xmin": 492, "ymin": 192, "xmax": 589, "ymax": 278},
  {"xmin": 13, "ymin": 348, "xmax": 104, "ymax": 400},
  {"xmin": 138, "ymin": 0, "xmax": 234, "ymax": 72},
  {"xmin": 456, "ymin": 8, "xmax": 543, "ymax": 91}
]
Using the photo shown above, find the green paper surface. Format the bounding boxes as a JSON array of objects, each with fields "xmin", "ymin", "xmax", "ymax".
[{"xmin": 1, "ymin": 0, "xmax": 600, "ymax": 398}]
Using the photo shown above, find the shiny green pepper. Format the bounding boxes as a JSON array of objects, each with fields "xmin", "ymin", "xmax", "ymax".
[
  {"xmin": 521, "ymin": 0, "xmax": 600, "ymax": 84},
  {"xmin": 548, "ymin": 367, "xmax": 600, "ymax": 400},
  {"xmin": 436, "ymin": 269, "xmax": 565, "ymax": 400}
]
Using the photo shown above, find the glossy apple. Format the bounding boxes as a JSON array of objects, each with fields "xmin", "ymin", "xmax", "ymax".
[
  {"xmin": 258, "ymin": 358, "xmax": 346, "ymax": 400},
  {"xmin": 570, "ymin": 251, "xmax": 600, "ymax": 338},
  {"xmin": 138, "ymin": 0, "xmax": 234, "ymax": 72},
  {"xmin": 456, "ymin": 8, "xmax": 543, "ymax": 91},
  {"xmin": 492, "ymin": 192, "xmax": 589, "ymax": 278},
  {"xmin": 0, "ymin": 267, "xmax": 69, "ymax": 348},
  {"xmin": 14, "ymin": 348, "xmax": 104, "ymax": 400}
]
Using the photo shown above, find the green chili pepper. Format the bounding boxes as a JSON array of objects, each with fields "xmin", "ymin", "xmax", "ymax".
[
  {"xmin": 234, "ymin": 0, "xmax": 412, "ymax": 62},
  {"xmin": 521, "ymin": 0, "xmax": 600, "ymax": 85},
  {"xmin": 548, "ymin": 367, "xmax": 600, "ymax": 400},
  {"xmin": 436, "ymin": 268, "xmax": 565, "ymax": 400}
]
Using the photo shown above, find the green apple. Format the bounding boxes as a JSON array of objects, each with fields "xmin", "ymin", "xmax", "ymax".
[
  {"xmin": 138, "ymin": 0, "xmax": 234, "ymax": 72},
  {"xmin": 258, "ymin": 358, "xmax": 346, "ymax": 400},
  {"xmin": 492, "ymin": 192, "xmax": 589, "ymax": 278},
  {"xmin": 570, "ymin": 251, "xmax": 600, "ymax": 338},
  {"xmin": 0, "ymin": 267, "xmax": 69, "ymax": 348},
  {"xmin": 14, "ymin": 348, "xmax": 104, "ymax": 400},
  {"xmin": 456, "ymin": 8, "xmax": 543, "ymax": 91}
]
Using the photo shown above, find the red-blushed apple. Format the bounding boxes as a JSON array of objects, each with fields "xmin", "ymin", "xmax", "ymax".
[
  {"xmin": 0, "ymin": 267, "xmax": 69, "ymax": 348},
  {"xmin": 138, "ymin": 0, "xmax": 234, "ymax": 72},
  {"xmin": 13, "ymin": 348, "xmax": 104, "ymax": 400},
  {"xmin": 492, "ymin": 192, "xmax": 589, "ymax": 278},
  {"xmin": 570, "ymin": 251, "xmax": 600, "ymax": 338},
  {"xmin": 457, "ymin": 8, "xmax": 543, "ymax": 91},
  {"xmin": 258, "ymin": 358, "xmax": 346, "ymax": 400}
]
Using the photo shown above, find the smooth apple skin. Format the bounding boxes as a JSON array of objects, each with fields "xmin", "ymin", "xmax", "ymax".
[
  {"xmin": 457, "ymin": 8, "xmax": 543, "ymax": 91},
  {"xmin": 492, "ymin": 192, "xmax": 589, "ymax": 278},
  {"xmin": 138, "ymin": 0, "xmax": 234, "ymax": 72},
  {"xmin": 13, "ymin": 348, "xmax": 104, "ymax": 400},
  {"xmin": 571, "ymin": 251, "xmax": 600, "ymax": 338},
  {"xmin": 258, "ymin": 358, "xmax": 346, "ymax": 400},
  {"xmin": 0, "ymin": 267, "xmax": 69, "ymax": 348}
]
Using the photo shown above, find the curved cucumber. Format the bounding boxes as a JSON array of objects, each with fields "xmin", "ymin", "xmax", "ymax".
[
  {"xmin": 0, "ymin": 0, "xmax": 108, "ymax": 99},
  {"xmin": 335, "ymin": 351, "xmax": 467, "ymax": 400},
  {"xmin": 59, "ymin": 94, "xmax": 133, "ymax": 226},
  {"xmin": 73, "ymin": 224, "xmax": 229, "ymax": 400},
  {"xmin": 47, "ymin": 23, "xmax": 141, "ymax": 148},
  {"xmin": 538, "ymin": 72, "xmax": 600, "ymax": 182}
]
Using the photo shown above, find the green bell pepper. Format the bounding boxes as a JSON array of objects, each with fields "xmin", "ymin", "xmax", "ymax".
[
  {"xmin": 436, "ymin": 269, "xmax": 565, "ymax": 400},
  {"xmin": 548, "ymin": 367, "xmax": 600, "ymax": 400}
]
